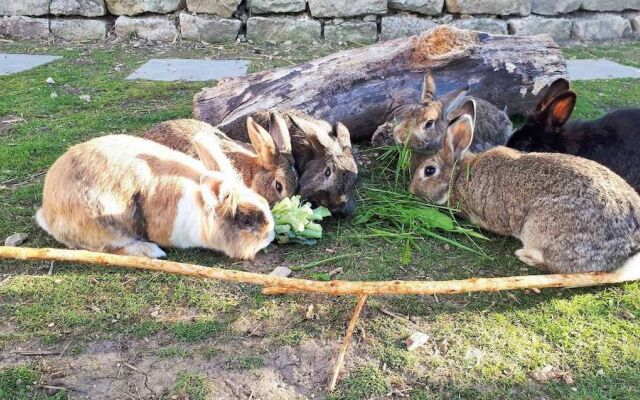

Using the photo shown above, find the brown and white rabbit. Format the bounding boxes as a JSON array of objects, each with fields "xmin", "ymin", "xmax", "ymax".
[
  {"xmin": 373, "ymin": 72, "xmax": 512, "ymax": 153},
  {"xmin": 410, "ymin": 100, "xmax": 640, "ymax": 275},
  {"xmin": 506, "ymin": 78, "xmax": 640, "ymax": 192},
  {"xmin": 143, "ymin": 115, "xmax": 298, "ymax": 206},
  {"xmin": 36, "ymin": 134, "xmax": 274, "ymax": 260},
  {"xmin": 221, "ymin": 110, "xmax": 358, "ymax": 217}
]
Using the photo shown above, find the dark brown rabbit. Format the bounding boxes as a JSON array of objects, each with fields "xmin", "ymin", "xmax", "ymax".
[
  {"xmin": 222, "ymin": 110, "xmax": 358, "ymax": 217},
  {"xmin": 506, "ymin": 78, "xmax": 640, "ymax": 192}
]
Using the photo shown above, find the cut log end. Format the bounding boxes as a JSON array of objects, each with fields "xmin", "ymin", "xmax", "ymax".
[{"xmin": 410, "ymin": 26, "xmax": 478, "ymax": 66}]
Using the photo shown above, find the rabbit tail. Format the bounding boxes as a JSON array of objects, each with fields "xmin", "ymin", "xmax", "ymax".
[
  {"xmin": 35, "ymin": 208, "xmax": 51, "ymax": 235},
  {"xmin": 615, "ymin": 252, "xmax": 640, "ymax": 281}
]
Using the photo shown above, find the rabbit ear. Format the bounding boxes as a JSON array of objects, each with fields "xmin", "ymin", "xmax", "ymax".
[
  {"xmin": 421, "ymin": 72, "xmax": 437, "ymax": 103},
  {"xmin": 335, "ymin": 122, "xmax": 352, "ymax": 150},
  {"xmin": 268, "ymin": 112, "xmax": 292, "ymax": 154},
  {"xmin": 544, "ymin": 91, "xmax": 576, "ymax": 129},
  {"xmin": 247, "ymin": 116, "xmax": 278, "ymax": 168},
  {"xmin": 192, "ymin": 131, "xmax": 234, "ymax": 174},
  {"xmin": 199, "ymin": 171, "xmax": 227, "ymax": 206},
  {"xmin": 537, "ymin": 78, "xmax": 571, "ymax": 112},
  {"xmin": 442, "ymin": 86, "xmax": 470, "ymax": 118},
  {"xmin": 443, "ymin": 114, "xmax": 474, "ymax": 162},
  {"xmin": 447, "ymin": 98, "xmax": 476, "ymax": 123},
  {"xmin": 290, "ymin": 114, "xmax": 337, "ymax": 153}
]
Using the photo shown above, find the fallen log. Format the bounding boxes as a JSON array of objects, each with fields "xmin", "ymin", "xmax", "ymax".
[
  {"xmin": 194, "ymin": 26, "xmax": 567, "ymax": 141},
  {"xmin": 1, "ymin": 246, "xmax": 637, "ymax": 296}
]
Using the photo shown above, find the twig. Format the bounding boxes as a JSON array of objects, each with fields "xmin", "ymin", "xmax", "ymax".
[
  {"xmin": 123, "ymin": 361, "xmax": 139, "ymax": 372},
  {"xmin": 1, "ymin": 170, "xmax": 47, "ymax": 188},
  {"xmin": 328, "ymin": 295, "xmax": 367, "ymax": 392},
  {"xmin": 290, "ymin": 253, "xmax": 356, "ymax": 271},
  {"xmin": 48, "ymin": 261, "xmax": 54, "ymax": 276},
  {"xmin": 58, "ymin": 340, "xmax": 72, "ymax": 359},
  {"xmin": 0, "ymin": 275, "xmax": 11, "ymax": 287},
  {"xmin": 377, "ymin": 307, "xmax": 422, "ymax": 330},
  {"xmin": 38, "ymin": 384, "xmax": 72, "ymax": 392},
  {"xmin": 1, "ymin": 246, "xmax": 638, "ymax": 297},
  {"xmin": 15, "ymin": 350, "xmax": 60, "ymax": 356}
]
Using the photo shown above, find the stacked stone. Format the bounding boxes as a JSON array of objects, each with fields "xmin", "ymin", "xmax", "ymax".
[{"xmin": 1, "ymin": 0, "xmax": 639, "ymax": 43}]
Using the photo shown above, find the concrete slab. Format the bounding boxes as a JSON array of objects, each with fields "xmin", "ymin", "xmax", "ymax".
[
  {"xmin": 567, "ymin": 59, "xmax": 640, "ymax": 81},
  {"xmin": 126, "ymin": 58, "xmax": 249, "ymax": 82},
  {"xmin": 0, "ymin": 54, "xmax": 62, "ymax": 75}
]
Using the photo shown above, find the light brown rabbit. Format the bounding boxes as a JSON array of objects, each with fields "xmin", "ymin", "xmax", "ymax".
[
  {"xmin": 143, "ymin": 115, "xmax": 298, "ymax": 206},
  {"xmin": 373, "ymin": 72, "xmax": 512, "ymax": 153},
  {"xmin": 409, "ymin": 100, "xmax": 640, "ymax": 275},
  {"xmin": 36, "ymin": 134, "xmax": 274, "ymax": 260}
]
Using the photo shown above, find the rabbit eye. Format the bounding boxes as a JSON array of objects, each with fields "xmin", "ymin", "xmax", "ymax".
[
  {"xmin": 424, "ymin": 165, "xmax": 437, "ymax": 177},
  {"xmin": 324, "ymin": 167, "xmax": 332, "ymax": 178},
  {"xmin": 424, "ymin": 120, "xmax": 435, "ymax": 129},
  {"xmin": 241, "ymin": 216, "xmax": 253, "ymax": 228},
  {"xmin": 275, "ymin": 181, "xmax": 283, "ymax": 193}
]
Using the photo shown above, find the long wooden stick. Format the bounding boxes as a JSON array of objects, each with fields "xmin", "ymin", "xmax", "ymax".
[
  {"xmin": 328, "ymin": 295, "xmax": 367, "ymax": 392},
  {"xmin": 0, "ymin": 246, "xmax": 638, "ymax": 296}
]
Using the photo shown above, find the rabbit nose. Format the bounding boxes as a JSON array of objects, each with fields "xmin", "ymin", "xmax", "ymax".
[{"xmin": 330, "ymin": 197, "xmax": 356, "ymax": 218}]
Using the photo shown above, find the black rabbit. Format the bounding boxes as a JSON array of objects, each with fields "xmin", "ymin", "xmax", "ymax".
[{"xmin": 506, "ymin": 78, "xmax": 640, "ymax": 192}]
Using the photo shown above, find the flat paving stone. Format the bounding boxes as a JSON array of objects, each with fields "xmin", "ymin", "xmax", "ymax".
[
  {"xmin": 567, "ymin": 59, "xmax": 640, "ymax": 81},
  {"xmin": 0, "ymin": 54, "xmax": 62, "ymax": 75},
  {"xmin": 126, "ymin": 58, "xmax": 249, "ymax": 82}
]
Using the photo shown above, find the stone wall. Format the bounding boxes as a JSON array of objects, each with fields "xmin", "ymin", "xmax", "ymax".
[{"xmin": 1, "ymin": 0, "xmax": 639, "ymax": 43}]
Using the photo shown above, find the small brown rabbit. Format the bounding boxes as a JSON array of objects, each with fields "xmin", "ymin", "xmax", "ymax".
[
  {"xmin": 409, "ymin": 100, "xmax": 640, "ymax": 275},
  {"xmin": 373, "ymin": 72, "xmax": 512, "ymax": 153},
  {"xmin": 37, "ymin": 134, "xmax": 274, "ymax": 260},
  {"xmin": 144, "ymin": 115, "xmax": 298, "ymax": 206},
  {"xmin": 221, "ymin": 110, "xmax": 358, "ymax": 217}
]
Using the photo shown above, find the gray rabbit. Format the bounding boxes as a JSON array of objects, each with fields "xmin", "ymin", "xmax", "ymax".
[
  {"xmin": 372, "ymin": 72, "xmax": 512, "ymax": 153},
  {"xmin": 410, "ymin": 99, "xmax": 640, "ymax": 276}
]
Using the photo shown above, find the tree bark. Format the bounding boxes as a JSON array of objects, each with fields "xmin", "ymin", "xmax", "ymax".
[{"xmin": 194, "ymin": 26, "xmax": 567, "ymax": 141}]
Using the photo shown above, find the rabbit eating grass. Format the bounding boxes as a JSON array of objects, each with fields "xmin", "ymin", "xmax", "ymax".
[{"xmin": 410, "ymin": 99, "xmax": 640, "ymax": 276}]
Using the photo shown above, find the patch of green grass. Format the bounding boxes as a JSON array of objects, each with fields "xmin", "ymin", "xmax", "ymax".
[
  {"xmin": 156, "ymin": 347, "xmax": 191, "ymax": 359},
  {"xmin": 168, "ymin": 373, "xmax": 211, "ymax": 400},
  {"xmin": 330, "ymin": 365, "xmax": 390, "ymax": 400},
  {"xmin": 170, "ymin": 319, "xmax": 226, "ymax": 342},
  {"xmin": 224, "ymin": 355, "xmax": 266, "ymax": 370},
  {"xmin": 0, "ymin": 365, "xmax": 68, "ymax": 400}
]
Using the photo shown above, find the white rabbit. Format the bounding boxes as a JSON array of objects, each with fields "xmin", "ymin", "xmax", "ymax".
[{"xmin": 36, "ymin": 133, "xmax": 274, "ymax": 260}]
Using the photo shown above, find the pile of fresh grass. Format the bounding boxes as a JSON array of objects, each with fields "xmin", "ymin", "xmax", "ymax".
[{"xmin": 352, "ymin": 144, "xmax": 488, "ymax": 261}]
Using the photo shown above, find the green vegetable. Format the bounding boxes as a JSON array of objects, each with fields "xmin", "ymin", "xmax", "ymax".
[{"xmin": 271, "ymin": 195, "xmax": 332, "ymax": 245}]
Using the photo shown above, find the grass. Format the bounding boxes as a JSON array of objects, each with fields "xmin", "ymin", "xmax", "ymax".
[
  {"xmin": 224, "ymin": 355, "xmax": 266, "ymax": 370},
  {"xmin": 169, "ymin": 372, "xmax": 211, "ymax": 400},
  {"xmin": 156, "ymin": 347, "xmax": 191, "ymax": 359},
  {"xmin": 0, "ymin": 365, "xmax": 68, "ymax": 399},
  {"xmin": 0, "ymin": 40, "xmax": 640, "ymax": 398},
  {"xmin": 328, "ymin": 365, "xmax": 390, "ymax": 400}
]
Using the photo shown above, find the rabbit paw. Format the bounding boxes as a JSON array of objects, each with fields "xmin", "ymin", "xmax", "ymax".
[
  {"xmin": 515, "ymin": 248, "xmax": 545, "ymax": 267},
  {"xmin": 123, "ymin": 241, "xmax": 167, "ymax": 258}
]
